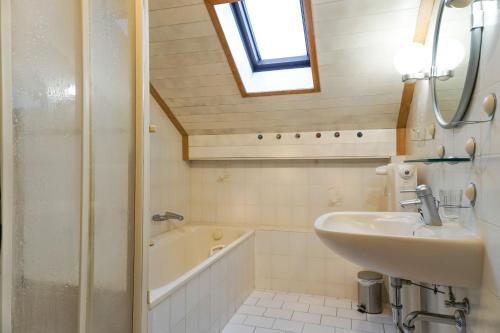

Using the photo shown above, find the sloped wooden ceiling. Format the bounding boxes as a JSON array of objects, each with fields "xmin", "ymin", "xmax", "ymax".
[{"xmin": 149, "ymin": 0, "xmax": 421, "ymax": 135}]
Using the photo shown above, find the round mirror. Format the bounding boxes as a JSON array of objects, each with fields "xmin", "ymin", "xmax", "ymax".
[{"xmin": 431, "ymin": 0, "xmax": 483, "ymax": 128}]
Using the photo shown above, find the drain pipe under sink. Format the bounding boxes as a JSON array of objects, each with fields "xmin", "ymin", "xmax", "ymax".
[
  {"xmin": 390, "ymin": 277, "xmax": 406, "ymax": 333},
  {"xmin": 390, "ymin": 277, "xmax": 469, "ymax": 333}
]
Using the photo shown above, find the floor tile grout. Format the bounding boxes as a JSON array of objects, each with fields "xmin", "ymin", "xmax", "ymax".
[{"xmin": 225, "ymin": 289, "xmax": 392, "ymax": 333}]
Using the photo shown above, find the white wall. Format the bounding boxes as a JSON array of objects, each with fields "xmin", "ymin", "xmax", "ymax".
[
  {"xmin": 189, "ymin": 159, "xmax": 387, "ymax": 228},
  {"xmin": 254, "ymin": 229, "xmax": 362, "ymax": 300},
  {"xmin": 150, "ymin": 96, "xmax": 191, "ymax": 237},
  {"xmin": 151, "ymin": 107, "xmax": 390, "ymax": 300},
  {"xmin": 406, "ymin": 2, "xmax": 500, "ymax": 332},
  {"xmin": 188, "ymin": 159, "xmax": 388, "ymax": 299}
]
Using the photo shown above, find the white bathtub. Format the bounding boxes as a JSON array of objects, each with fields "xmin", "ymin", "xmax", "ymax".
[{"xmin": 148, "ymin": 225, "xmax": 254, "ymax": 307}]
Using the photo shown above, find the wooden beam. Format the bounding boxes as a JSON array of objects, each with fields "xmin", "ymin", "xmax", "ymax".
[
  {"xmin": 396, "ymin": 0, "xmax": 436, "ymax": 155},
  {"xmin": 150, "ymin": 83, "xmax": 189, "ymax": 161},
  {"xmin": 396, "ymin": 128, "xmax": 407, "ymax": 156},
  {"xmin": 413, "ymin": 0, "xmax": 437, "ymax": 44},
  {"xmin": 397, "ymin": 82, "xmax": 416, "ymax": 129},
  {"xmin": 304, "ymin": 0, "xmax": 321, "ymax": 93},
  {"xmin": 204, "ymin": 0, "xmax": 320, "ymax": 97},
  {"xmin": 189, "ymin": 130, "xmax": 396, "ymax": 160},
  {"xmin": 204, "ymin": 0, "xmax": 247, "ymax": 96}
]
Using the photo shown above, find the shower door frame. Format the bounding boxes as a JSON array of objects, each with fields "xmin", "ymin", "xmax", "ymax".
[
  {"xmin": 134, "ymin": 0, "xmax": 151, "ymax": 332},
  {"xmin": 0, "ymin": 0, "xmax": 13, "ymax": 331},
  {"xmin": 0, "ymin": 0, "xmax": 151, "ymax": 332}
]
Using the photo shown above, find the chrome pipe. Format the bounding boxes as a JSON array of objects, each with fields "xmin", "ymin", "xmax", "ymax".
[
  {"xmin": 403, "ymin": 310, "xmax": 466, "ymax": 332},
  {"xmin": 390, "ymin": 277, "xmax": 468, "ymax": 333},
  {"xmin": 390, "ymin": 277, "xmax": 405, "ymax": 333}
]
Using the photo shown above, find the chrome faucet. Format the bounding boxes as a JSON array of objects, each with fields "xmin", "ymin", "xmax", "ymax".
[
  {"xmin": 152, "ymin": 211, "xmax": 184, "ymax": 223},
  {"xmin": 400, "ymin": 184, "xmax": 442, "ymax": 226}
]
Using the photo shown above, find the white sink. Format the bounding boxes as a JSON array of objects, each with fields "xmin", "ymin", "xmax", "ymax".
[{"xmin": 314, "ymin": 212, "xmax": 483, "ymax": 287}]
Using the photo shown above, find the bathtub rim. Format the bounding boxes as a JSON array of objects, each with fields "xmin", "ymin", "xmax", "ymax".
[{"xmin": 148, "ymin": 225, "xmax": 254, "ymax": 309}]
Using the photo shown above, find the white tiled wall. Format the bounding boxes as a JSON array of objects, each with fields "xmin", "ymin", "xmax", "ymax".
[
  {"xmin": 188, "ymin": 159, "xmax": 385, "ymax": 299},
  {"xmin": 149, "ymin": 234, "xmax": 255, "ymax": 333},
  {"xmin": 189, "ymin": 160, "xmax": 387, "ymax": 228},
  {"xmin": 150, "ymin": 96, "xmax": 191, "ymax": 236},
  {"xmin": 254, "ymin": 230, "xmax": 361, "ymax": 299},
  {"xmin": 406, "ymin": 2, "xmax": 500, "ymax": 332}
]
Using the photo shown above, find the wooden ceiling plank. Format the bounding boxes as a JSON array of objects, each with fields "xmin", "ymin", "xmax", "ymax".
[{"xmin": 149, "ymin": 0, "xmax": 423, "ymax": 136}]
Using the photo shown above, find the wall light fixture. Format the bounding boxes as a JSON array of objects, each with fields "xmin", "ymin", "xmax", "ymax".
[{"xmin": 393, "ymin": 39, "xmax": 464, "ymax": 83}]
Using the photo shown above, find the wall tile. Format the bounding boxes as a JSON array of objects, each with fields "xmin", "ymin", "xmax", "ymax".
[
  {"xmin": 150, "ymin": 96, "xmax": 191, "ymax": 237},
  {"xmin": 307, "ymin": 259, "xmax": 327, "ymax": 284},
  {"xmin": 255, "ymin": 230, "xmax": 362, "ymax": 299},
  {"xmin": 271, "ymin": 255, "xmax": 289, "ymax": 280},
  {"xmin": 289, "ymin": 232, "xmax": 308, "ymax": 256},
  {"xmin": 478, "ymin": 220, "xmax": 500, "ymax": 298},
  {"xmin": 255, "ymin": 254, "xmax": 271, "ymax": 279},
  {"xmin": 271, "ymin": 231, "xmax": 289, "ymax": 255},
  {"xmin": 405, "ymin": 3, "xmax": 500, "ymax": 331},
  {"xmin": 190, "ymin": 160, "xmax": 387, "ymax": 229}
]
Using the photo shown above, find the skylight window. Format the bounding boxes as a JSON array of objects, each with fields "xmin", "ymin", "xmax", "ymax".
[
  {"xmin": 231, "ymin": 0, "xmax": 310, "ymax": 72},
  {"xmin": 207, "ymin": 0, "xmax": 320, "ymax": 96}
]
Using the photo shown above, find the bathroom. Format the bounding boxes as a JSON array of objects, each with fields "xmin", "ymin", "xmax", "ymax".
[{"xmin": 1, "ymin": 0, "xmax": 500, "ymax": 332}]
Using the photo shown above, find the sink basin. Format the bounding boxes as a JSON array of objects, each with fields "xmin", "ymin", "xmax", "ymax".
[{"xmin": 314, "ymin": 212, "xmax": 483, "ymax": 287}]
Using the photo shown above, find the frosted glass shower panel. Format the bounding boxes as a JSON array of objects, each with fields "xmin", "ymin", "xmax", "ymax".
[
  {"xmin": 11, "ymin": 0, "xmax": 83, "ymax": 332},
  {"xmin": 88, "ymin": 0, "xmax": 135, "ymax": 332}
]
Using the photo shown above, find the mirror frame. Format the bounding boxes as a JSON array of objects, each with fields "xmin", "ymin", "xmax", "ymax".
[{"xmin": 431, "ymin": 0, "xmax": 483, "ymax": 128}]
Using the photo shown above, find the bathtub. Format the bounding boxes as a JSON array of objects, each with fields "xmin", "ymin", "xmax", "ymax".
[{"xmin": 149, "ymin": 225, "xmax": 254, "ymax": 316}]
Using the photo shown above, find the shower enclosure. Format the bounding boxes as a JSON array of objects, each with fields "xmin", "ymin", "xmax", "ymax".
[{"xmin": 1, "ymin": 0, "xmax": 150, "ymax": 332}]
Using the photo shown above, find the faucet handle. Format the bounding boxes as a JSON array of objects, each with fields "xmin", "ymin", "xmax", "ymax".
[
  {"xmin": 401, "ymin": 184, "xmax": 434, "ymax": 196},
  {"xmin": 400, "ymin": 189, "xmax": 418, "ymax": 193}
]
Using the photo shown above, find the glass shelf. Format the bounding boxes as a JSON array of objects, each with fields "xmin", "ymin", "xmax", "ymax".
[
  {"xmin": 440, "ymin": 204, "xmax": 472, "ymax": 209},
  {"xmin": 404, "ymin": 157, "xmax": 472, "ymax": 165}
]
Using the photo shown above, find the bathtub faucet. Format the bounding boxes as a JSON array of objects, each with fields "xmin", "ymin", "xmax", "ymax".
[{"xmin": 152, "ymin": 211, "xmax": 184, "ymax": 223}]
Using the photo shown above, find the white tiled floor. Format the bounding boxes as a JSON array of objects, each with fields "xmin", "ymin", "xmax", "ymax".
[{"xmin": 222, "ymin": 290, "xmax": 395, "ymax": 333}]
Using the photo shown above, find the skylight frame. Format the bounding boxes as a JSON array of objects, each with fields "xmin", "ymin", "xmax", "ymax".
[
  {"xmin": 230, "ymin": 0, "xmax": 311, "ymax": 72},
  {"xmin": 205, "ymin": 0, "xmax": 321, "ymax": 97}
]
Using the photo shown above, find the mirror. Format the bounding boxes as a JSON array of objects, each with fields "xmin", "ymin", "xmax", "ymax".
[{"xmin": 431, "ymin": 0, "xmax": 483, "ymax": 128}]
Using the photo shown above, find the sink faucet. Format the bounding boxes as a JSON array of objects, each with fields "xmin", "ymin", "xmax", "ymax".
[{"xmin": 400, "ymin": 184, "xmax": 442, "ymax": 226}]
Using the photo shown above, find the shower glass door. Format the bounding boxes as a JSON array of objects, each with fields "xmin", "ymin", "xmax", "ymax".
[
  {"xmin": 3, "ymin": 0, "xmax": 139, "ymax": 332},
  {"xmin": 11, "ymin": 0, "xmax": 83, "ymax": 331},
  {"xmin": 88, "ymin": 0, "xmax": 136, "ymax": 331}
]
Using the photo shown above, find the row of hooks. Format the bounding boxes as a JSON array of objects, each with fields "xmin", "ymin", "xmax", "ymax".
[{"xmin": 257, "ymin": 131, "xmax": 365, "ymax": 140}]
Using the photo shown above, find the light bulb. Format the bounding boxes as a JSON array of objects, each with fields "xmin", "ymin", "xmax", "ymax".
[
  {"xmin": 393, "ymin": 42, "xmax": 429, "ymax": 75},
  {"xmin": 436, "ymin": 38, "xmax": 465, "ymax": 70}
]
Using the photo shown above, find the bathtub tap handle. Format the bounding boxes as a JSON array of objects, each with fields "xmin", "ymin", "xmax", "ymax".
[{"xmin": 152, "ymin": 211, "xmax": 184, "ymax": 223}]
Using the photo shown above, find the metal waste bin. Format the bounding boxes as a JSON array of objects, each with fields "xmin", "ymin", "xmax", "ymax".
[{"xmin": 357, "ymin": 271, "xmax": 383, "ymax": 314}]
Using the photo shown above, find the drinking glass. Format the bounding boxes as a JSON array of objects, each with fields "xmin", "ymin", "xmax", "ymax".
[{"xmin": 439, "ymin": 189, "xmax": 463, "ymax": 220}]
